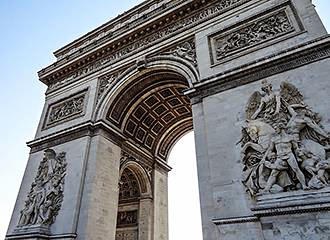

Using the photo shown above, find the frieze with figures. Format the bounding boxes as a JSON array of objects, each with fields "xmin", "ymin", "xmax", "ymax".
[
  {"xmin": 240, "ymin": 80, "xmax": 330, "ymax": 196},
  {"xmin": 215, "ymin": 9, "xmax": 295, "ymax": 61}
]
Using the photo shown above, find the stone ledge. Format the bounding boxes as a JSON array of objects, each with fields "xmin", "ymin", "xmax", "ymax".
[
  {"xmin": 212, "ymin": 215, "xmax": 259, "ymax": 225},
  {"xmin": 251, "ymin": 188, "xmax": 330, "ymax": 216}
]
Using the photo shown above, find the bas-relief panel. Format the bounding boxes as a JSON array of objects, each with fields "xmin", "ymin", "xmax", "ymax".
[
  {"xmin": 240, "ymin": 80, "xmax": 330, "ymax": 196},
  {"xmin": 43, "ymin": 89, "xmax": 88, "ymax": 129},
  {"xmin": 208, "ymin": 3, "xmax": 302, "ymax": 65}
]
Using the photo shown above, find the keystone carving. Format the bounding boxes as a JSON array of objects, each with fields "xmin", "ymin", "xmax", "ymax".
[
  {"xmin": 216, "ymin": 10, "xmax": 294, "ymax": 60},
  {"xmin": 17, "ymin": 149, "xmax": 67, "ymax": 227},
  {"xmin": 240, "ymin": 80, "xmax": 330, "ymax": 196}
]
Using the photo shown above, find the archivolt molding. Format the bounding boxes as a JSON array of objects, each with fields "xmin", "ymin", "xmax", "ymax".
[
  {"xmin": 94, "ymin": 56, "xmax": 198, "ymax": 122},
  {"xmin": 155, "ymin": 118, "xmax": 193, "ymax": 160},
  {"xmin": 119, "ymin": 151, "xmax": 152, "ymax": 197}
]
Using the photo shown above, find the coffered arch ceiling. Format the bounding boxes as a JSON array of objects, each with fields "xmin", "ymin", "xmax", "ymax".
[{"xmin": 106, "ymin": 70, "xmax": 193, "ymax": 160}]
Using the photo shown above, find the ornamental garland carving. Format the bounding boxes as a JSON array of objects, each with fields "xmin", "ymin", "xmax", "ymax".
[
  {"xmin": 51, "ymin": 0, "xmax": 251, "ymax": 85},
  {"xmin": 240, "ymin": 80, "xmax": 330, "ymax": 196},
  {"xmin": 45, "ymin": 91, "xmax": 86, "ymax": 128},
  {"xmin": 17, "ymin": 149, "xmax": 67, "ymax": 227},
  {"xmin": 215, "ymin": 10, "xmax": 295, "ymax": 61}
]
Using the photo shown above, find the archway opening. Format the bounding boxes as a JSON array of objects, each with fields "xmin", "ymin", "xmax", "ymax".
[
  {"xmin": 103, "ymin": 67, "xmax": 198, "ymax": 240},
  {"xmin": 168, "ymin": 132, "xmax": 203, "ymax": 240}
]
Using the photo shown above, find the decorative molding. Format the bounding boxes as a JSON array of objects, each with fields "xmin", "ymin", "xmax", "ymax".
[
  {"xmin": 212, "ymin": 216, "xmax": 259, "ymax": 225},
  {"xmin": 40, "ymin": 0, "xmax": 253, "ymax": 86},
  {"xmin": 120, "ymin": 151, "xmax": 153, "ymax": 183},
  {"xmin": 115, "ymin": 229, "xmax": 138, "ymax": 240},
  {"xmin": 211, "ymin": 6, "xmax": 296, "ymax": 64},
  {"xmin": 251, "ymin": 188, "xmax": 330, "ymax": 217},
  {"xmin": 6, "ymin": 233, "xmax": 77, "ymax": 240},
  {"xmin": 16, "ymin": 149, "xmax": 67, "ymax": 231},
  {"xmin": 97, "ymin": 72, "xmax": 120, "ymax": 103},
  {"xmin": 54, "ymin": 0, "xmax": 187, "ymax": 60},
  {"xmin": 43, "ymin": 90, "xmax": 88, "ymax": 129}
]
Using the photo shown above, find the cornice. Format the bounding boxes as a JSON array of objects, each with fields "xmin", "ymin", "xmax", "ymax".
[
  {"xmin": 27, "ymin": 120, "xmax": 126, "ymax": 153},
  {"xmin": 53, "ymin": 0, "xmax": 187, "ymax": 59},
  {"xmin": 38, "ymin": 0, "xmax": 196, "ymax": 81},
  {"xmin": 186, "ymin": 35, "xmax": 330, "ymax": 103},
  {"xmin": 38, "ymin": 0, "xmax": 254, "ymax": 86}
]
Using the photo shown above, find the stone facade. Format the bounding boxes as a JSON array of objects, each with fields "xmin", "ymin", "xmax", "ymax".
[{"xmin": 6, "ymin": 0, "xmax": 330, "ymax": 239}]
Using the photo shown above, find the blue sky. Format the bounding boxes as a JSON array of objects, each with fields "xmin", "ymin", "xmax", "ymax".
[{"xmin": 0, "ymin": 1, "xmax": 329, "ymax": 239}]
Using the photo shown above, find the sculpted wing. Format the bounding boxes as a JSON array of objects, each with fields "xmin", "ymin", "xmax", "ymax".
[
  {"xmin": 245, "ymin": 91, "xmax": 262, "ymax": 119},
  {"xmin": 280, "ymin": 81, "xmax": 304, "ymax": 105}
]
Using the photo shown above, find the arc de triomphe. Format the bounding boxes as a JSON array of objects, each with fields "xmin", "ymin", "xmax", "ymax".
[{"xmin": 6, "ymin": 0, "xmax": 330, "ymax": 239}]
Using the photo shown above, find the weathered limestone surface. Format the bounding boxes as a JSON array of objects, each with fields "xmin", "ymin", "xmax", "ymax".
[
  {"xmin": 6, "ymin": 137, "xmax": 91, "ymax": 239},
  {"xmin": 6, "ymin": 0, "xmax": 330, "ymax": 239},
  {"xmin": 76, "ymin": 134, "xmax": 121, "ymax": 240}
]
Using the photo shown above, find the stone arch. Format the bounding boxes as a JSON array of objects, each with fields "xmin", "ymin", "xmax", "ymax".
[
  {"xmin": 94, "ymin": 56, "xmax": 199, "ymax": 122},
  {"xmin": 95, "ymin": 56, "xmax": 197, "ymax": 161},
  {"xmin": 119, "ymin": 160, "xmax": 152, "ymax": 198}
]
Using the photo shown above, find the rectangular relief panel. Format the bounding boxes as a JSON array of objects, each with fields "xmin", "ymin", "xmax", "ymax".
[
  {"xmin": 209, "ymin": 1, "xmax": 303, "ymax": 66},
  {"xmin": 43, "ymin": 89, "xmax": 88, "ymax": 129}
]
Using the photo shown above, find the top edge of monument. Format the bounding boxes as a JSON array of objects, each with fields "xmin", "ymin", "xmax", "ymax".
[{"xmin": 52, "ymin": 0, "xmax": 183, "ymax": 60}]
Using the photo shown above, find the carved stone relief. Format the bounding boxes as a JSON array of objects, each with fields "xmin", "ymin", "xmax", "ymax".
[
  {"xmin": 162, "ymin": 39, "xmax": 197, "ymax": 66},
  {"xmin": 116, "ymin": 230, "xmax": 138, "ymax": 240},
  {"xmin": 119, "ymin": 168, "xmax": 140, "ymax": 202},
  {"xmin": 44, "ymin": 90, "xmax": 86, "ymax": 128},
  {"xmin": 210, "ymin": 6, "xmax": 298, "ymax": 64},
  {"xmin": 97, "ymin": 72, "xmax": 120, "ymax": 103},
  {"xmin": 17, "ymin": 149, "xmax": 67, "ymax": 228},
  {"xmin": 117, "ymin": 210, "xmax": 138, "ymax": 227},
  {"xmin": 240, "ymin": 80, "xmax": 330, "ymax": 196}
]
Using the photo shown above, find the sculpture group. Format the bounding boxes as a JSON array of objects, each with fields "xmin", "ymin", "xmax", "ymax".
[
  {"xmin": 240, "ymin": 80, "xmax": 330, "ymax": 195},
  {"xmin": 17, "ymin": 149, "xmax": 67, "ymax": 227}
]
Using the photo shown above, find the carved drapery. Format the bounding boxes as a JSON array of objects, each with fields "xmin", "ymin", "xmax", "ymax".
[
  {"xmin": 240, "ymin": 80, "xmax": 330, "ymax": 196},
  {"xmin": 17, "ymin": 149, "xmax": 67, "ymax": 227}
]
